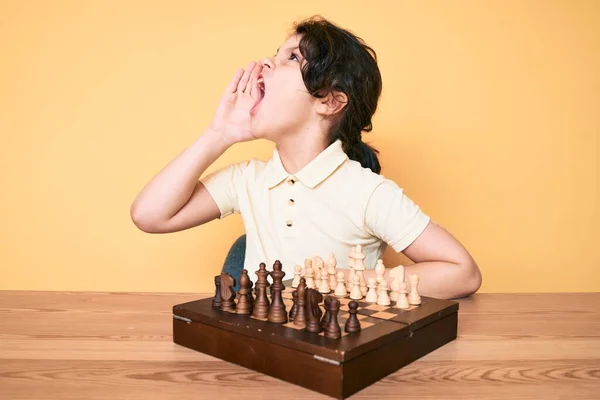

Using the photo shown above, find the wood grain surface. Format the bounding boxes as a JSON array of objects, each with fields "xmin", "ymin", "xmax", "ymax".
[{"xmin": 1, "ymin": 291, "xmax": 599, "ymax": 399}]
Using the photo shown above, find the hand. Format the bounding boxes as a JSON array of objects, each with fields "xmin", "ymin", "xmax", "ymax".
[{"xmin": 209, "ymin": 61, "xmax": 263, "ymax": 145}]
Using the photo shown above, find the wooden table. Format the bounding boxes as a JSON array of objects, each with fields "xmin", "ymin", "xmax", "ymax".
[{"xmin": 1, "ymin": 291, "xmax": 599, "ymax": 399}]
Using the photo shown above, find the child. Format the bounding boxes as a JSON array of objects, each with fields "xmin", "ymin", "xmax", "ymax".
[{"xmin": 130, "ymin": 16, "xmax": 482, "ymax": 299}]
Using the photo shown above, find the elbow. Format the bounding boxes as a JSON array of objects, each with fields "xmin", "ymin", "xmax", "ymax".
[
  {"xmin": 457, "ymin": 260, "xmax": 482, "ymax": 298},
  {"xmin": 130, "ymin": 203, "xmax": 162, "ymax": 233}
]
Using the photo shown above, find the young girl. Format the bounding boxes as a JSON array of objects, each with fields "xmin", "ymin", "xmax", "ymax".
[{"xmin": 130, "ymin": 16, "xmax": 481, "ymax": 299}]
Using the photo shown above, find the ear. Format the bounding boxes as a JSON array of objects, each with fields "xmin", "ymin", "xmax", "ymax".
[{"xmin": 316, "ymin": 90, "xmax": 348, "ymax": 117}]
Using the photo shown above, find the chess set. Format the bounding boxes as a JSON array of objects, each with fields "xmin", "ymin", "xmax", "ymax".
[{"xmin": 172, "ymin": 246, "xmax": 459, "ymax": 399}]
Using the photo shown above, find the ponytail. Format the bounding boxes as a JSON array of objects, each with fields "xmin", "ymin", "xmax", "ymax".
[{"xmin": 339, "ymin": 136, "xmax": 381, "ymax": 174}]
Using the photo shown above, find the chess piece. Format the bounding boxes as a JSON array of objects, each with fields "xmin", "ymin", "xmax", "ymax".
[
  {"xmin": 353, "ymin": 245, "xmax": 367, "ymax": 296},
  {"xmin": 304, "ymin": 259, "xmax": 315, "ymax": 289},
  {"xmin": 267, "ymin": 260, "xmax": 287, "ymax": 323},
  {"xmin": 349, "ymin": 273, "xmax": 362, "ymax": 300},
  {"xmin": 236, "ymin": 269, "xmax": 253, "ymax": 315},
  {"xmin": 375, "ymin": 259, "xmax": 386, "ymax": 287},
  {"xmin": 252, "ymin": 263, "xmax": 270, "ymax": 319},
  {"xmin": 305, "ymin": 288, "xmax": 324, "ymax": 333},
  {"xmin": 219, "ymin": 272, "xmax": 236, "ymax": 313},
  {"xmin": 318, "ymin": 265, "xmax": 331, "ymax": 294},
  {"xmin": 346, "ymin": 246, "xmax": 356, "ymax": 290},
  {"xmin": 365, "ymin": 277, "xmax": 378, "ymax": 303},
  {"xmin": 324, "ymin": 297, "xmax": 342, "ymax": 339},
  {"xmin": 390, "ymin": 265, "xmax": 405, "ymax": 287},
  {"xmin": 344, "ymin": 300, "xmax": 361, "ymax": 333},
  {"xmin": 292, "ymin": 265, "xmax": 302, "ymax": 288},
  {"xmin": 395, "ymin": 282, "xmax": 410, "ymax": 309},
  {"xmin": 313, "ymin": 256, "xmax": 322, "ymax": 281},
  {"xmin": 320, "ymin": 296, "xmax": 332, "ymax": 329},
  {"xmin": 327, "ymin": 253, "xmax": 337, "ymax": 288},
  {"xmin": 377, "ymin": 279, "xmax": 391, "ymax": 306},
  {"xmin": 212, "ymin": 275, "xmax": 222, "ymax": 308},
  {"xmin": 289, "ymin": 290, "xmax": 298, "ymax": 320},
  {"xmin": 409, "ymin": 274, "xmax": 422, "ymax": 305},
  {"xmin": 293, "ymin": 278, "xmax": 307, "ymax": 327},
  {"xmin": 389, "ymin": 280, "xmax": 400, "ymax": 302},
  {"xmin": 334, "ymin": 271, "xmax": 347, "ymax": 297}
]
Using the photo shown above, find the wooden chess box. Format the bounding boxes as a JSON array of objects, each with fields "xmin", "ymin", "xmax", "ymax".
[{"xmin": 172, "ymin": 279, "xmax": 459, "ymax": 399}]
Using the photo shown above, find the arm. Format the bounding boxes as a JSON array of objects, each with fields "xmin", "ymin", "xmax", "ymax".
[
  {"xmin": 130, "ymin": 130, "xmax": 228, "ymax": 233},
  {"xmin": 400, "ymin": 220, "xmax": 481, "ymax": 299},
  {"xmin": 130, "ymin": 61, "xmax": 263, "ymax": 233},
  {"xmin": 357, "ymin": 221, "xmax": 481, "ymax": 299}
]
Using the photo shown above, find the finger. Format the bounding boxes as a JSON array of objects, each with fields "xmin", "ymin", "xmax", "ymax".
[
  {"xmin": 226, "ymin": 68, "xmax": 244, "ymax": 93},
  {"xmin": 248, "ymin": 64, "xmax": 263, "ymax": 98},
  {"xmin": 237, "ymin": 61, "xmax": 256, "ymax": 93}
]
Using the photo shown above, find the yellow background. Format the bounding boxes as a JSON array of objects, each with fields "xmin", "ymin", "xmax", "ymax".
[{"xmin": 1, "ymin": 0, "xmax": 598, "ymax": 293}]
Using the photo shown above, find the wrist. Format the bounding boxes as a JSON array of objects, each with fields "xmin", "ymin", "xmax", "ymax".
[{"xmin": 203, "ymin": 127, "xmax": 234, "ymax": 152}]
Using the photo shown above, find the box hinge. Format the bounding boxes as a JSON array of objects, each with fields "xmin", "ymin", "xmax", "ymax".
[
  {"xmin": 313, "ymin": 355, "xmax": 341, "ymax": 366},
  {"xmin": 173, "ymin": 314, "xmax": 192, "ymax": 324}
]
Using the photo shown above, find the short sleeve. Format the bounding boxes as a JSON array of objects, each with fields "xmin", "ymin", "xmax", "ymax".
[
  {"xmin": 364, "ymin": 180, "xmax": 431, "ymax": 252},
  {"xmin": 200, "ymin": 161, "xmax": 249, "ymax": 219}
]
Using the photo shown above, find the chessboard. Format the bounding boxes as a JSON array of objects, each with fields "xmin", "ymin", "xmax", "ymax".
[{"xmin": 172, "ymin": 252, "xmax": 459, "ymax": 399}]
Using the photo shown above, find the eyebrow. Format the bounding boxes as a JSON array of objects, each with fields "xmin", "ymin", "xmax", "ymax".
[{"xmin": 274, "ymin": 46, "xmax": 299, "ymax": 56}]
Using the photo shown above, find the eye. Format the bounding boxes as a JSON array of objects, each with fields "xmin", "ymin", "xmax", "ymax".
[{"xmin": 289, "ymin": 52, "xmax": 299, "ymax": 62}]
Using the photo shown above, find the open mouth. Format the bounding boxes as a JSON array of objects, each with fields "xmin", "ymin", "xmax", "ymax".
[{"xmin": 251, "ymin": 77, "xmax": 266, "ymax": 114}]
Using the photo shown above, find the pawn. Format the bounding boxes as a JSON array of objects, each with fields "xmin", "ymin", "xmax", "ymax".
[
  {"xmin": 320, "ymin": 296, "xmax": 332, "ymax": 330},
  {"xmin": 318, "ymin": 266, "xmax": 331, "ymax": 294},
  {"xmin": 289, "ymin": 290, "xmax": 299, "ymax": 320},
  {"xmin": 395, "ymin": 282, "xmax": 410, "ymax": 309},
  {"xmin": 344, "ymin": 300, "xmax": 361, "ymax": 333},
  {"xmin": 365, "ymin": 277, "xmax": 378, "ymax": 303},
  {"xmin": 324, "ymin": 297, "xmax": 342, "ymax": 339},
  {"xmin": 377, "ymin": 279, "xmax": 391, "ymax": 306},
  {"xmin": 334, "ymin": 271, "xmax": 347, "ymax": 297},
  {"xmin": 409, "ymin": 274, "xmax": 422, "ymax": 305},
  {"xmin": 389, "ymin": 280, "xmax": 400, "ymax": 302},
  {"xmin": 305, "ymin": 266, "xmax": 316, "ymax": 289},
  {"xmin": 349, "ymin": 273, "xmax": 362, "ymax": 300},
  {"xmin": 292, "ymin": 265, "xmax": 302, "ymax": 288}
]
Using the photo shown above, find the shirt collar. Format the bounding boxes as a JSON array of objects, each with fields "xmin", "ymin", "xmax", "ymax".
[{"xmin": 265, "ymin": 140, "xmax": 348, "ymax": 189}]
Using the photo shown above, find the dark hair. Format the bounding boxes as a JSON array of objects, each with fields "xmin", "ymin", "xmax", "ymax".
[{"xmin": 293, "ymin": 16, "xmax": 382, "ymax": 174}]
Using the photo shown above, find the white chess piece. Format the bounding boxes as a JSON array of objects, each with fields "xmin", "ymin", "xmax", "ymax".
[
  {"xmin": 409, "ymin": 274, "xmax": 422, "ymax": 305},
  {"xmin": 346, "ymin": 246, "xmax": 356, "ymax": 290},
  {"xmin": 349, "ymin": 273, "xmax": 363, "ymax": 300},
  {"xmin": 389, "ymin": 280, "xmax": 400, "ymax": 302},
  {"xmin": 292, "ymin": 265, "xmax": 302, "ymax": 288},
  {"xmin": 395, "ymin": 282, "xmax": 410, "ymax": 309},
  {"xmin": 389, "ymin": 265, "xmax": 404, "ymax": 291},
  {"xmin": 313, "ymin": 256, "xmax": 321, "ymax": 281},
  {"xmin": 334, "ymin": 271, "xmax": 347, "ymax": 297},
  {"xmin": 376, "ymin": 279, "xmax": 391, "ymax": 306},
  {"xmin": 353, "ymin": 245, "xmax": 367, "ymax": 296},
  {"xmin": 365, "ymin": 277, "xmax": 378, "ymax": 303},
  {"xmin": 318, "ymin": 265, "xmax": 331, "ymax": 293},
  {"xmin": 327, "ymin": 253, "xmax": 337, "ymax": 288},
  {"xmin": 305, "ymin": 266, "xmax": 315, "ymax": 289}
]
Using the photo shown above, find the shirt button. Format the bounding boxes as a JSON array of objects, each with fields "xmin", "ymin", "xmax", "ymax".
[
  {"xmin": 288, "ymin": 199, "xmax": 295, "ymax": 206},
  {"xmin": 286, "ymin": 220, "xmax": 293, "ymax": 227},
  {"xmin": 287, "ymin": 178, "xmax": 296, "ymax": 185}
]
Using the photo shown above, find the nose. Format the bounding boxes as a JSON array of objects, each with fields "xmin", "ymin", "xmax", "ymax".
[{"xmin": 261, "ymin": 57, "xmax": 274, "ymax": 69}]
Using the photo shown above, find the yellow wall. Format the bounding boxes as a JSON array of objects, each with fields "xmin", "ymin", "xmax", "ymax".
[{"xmin": 1, "ymin": 0, "xmax": 598, "ymax": 293}]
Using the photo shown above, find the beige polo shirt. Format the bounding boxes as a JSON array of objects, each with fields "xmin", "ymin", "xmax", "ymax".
[{"xmin": 201, "ymin": 140, "xmax": 430, "ymax": 279}]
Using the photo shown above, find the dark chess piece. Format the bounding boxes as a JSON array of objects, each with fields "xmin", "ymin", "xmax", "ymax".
[
  {"xmin": 236, "ymin": 269, "xmax": 253, "ymax": 315},
  {"xmin": 321, "ymin": 296, "xmax": 332, "ymax": 329},
  {"xmin": 252, "ymin": 263, "xmax": 270, "ymax": 319},
  {"xmin": 212, "ymin": 275, "xmax": 222, "ymax": 309},
  {"xmin": 324, "ymin": 297, "xmax": 342, "ymax": 339},
  {"xmin": 289, "ymin": 290, "xmax": 298, "ymax": 320},
  {"xmin": 305, "ymin": 288, "xmax": 324, "ymax": 333},
  {"xmin": 219, "ymin": 272, "xmax": 236, "ymax": 313},
  {"xmin": 268, "ymin": 260, "xmax": 288, "ymax": 323},
  {"xmin": 293, "ymin": 278, "xmax": 307, "ymax": 328},
  {"xmin": 344, "ymin": 300, "xmax": 361, "ymax": 333}
]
